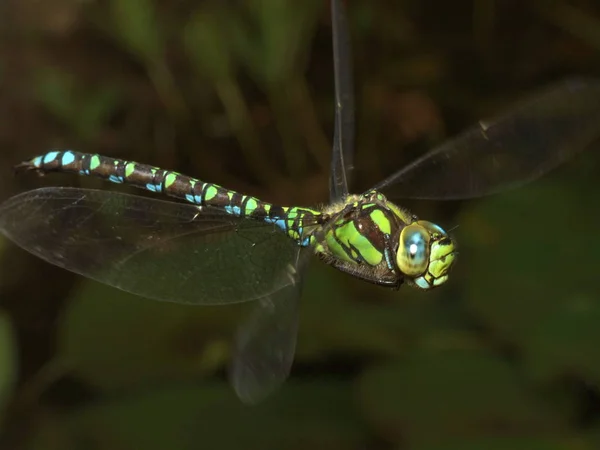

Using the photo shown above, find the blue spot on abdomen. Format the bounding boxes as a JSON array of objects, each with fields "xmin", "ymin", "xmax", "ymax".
[
  {"xmin": 224, "ymin": 205, "xmax": 242, "ymax": 216},
  {"xmin": 43, "ymin": 151, "xmax": 60, "ymax": 165},
  {"xmin": 61, "ymin": 151, "xmax": 76, "ymax": 166}
]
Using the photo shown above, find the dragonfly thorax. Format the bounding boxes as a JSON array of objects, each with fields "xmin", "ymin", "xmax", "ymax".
[{"xmin": 315, "ymin": 191, "xmax": 456, "ymax": 290}]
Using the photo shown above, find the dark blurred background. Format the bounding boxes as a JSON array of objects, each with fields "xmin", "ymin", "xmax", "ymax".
[{"xmin": 1, "ymin": 0, "xmax": 600, "ymax": 449}]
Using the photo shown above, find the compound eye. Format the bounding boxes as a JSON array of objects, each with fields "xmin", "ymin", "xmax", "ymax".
[
  {"xmin": 396, "ymin": 224, "xmax": 430, "ymax": 276},
  {"xmin": 416, "ymin": 220, "xmax": 448, "ymax": 237}
]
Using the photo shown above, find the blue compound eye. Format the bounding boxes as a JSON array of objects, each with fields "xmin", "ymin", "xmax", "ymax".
[
  {"xmin": 416, "ymin": 220, "xmax": 448, "ymax": 237},
  {"xmin": 396, "ymin": 224, "xmax": 430, "ymax": 276}
]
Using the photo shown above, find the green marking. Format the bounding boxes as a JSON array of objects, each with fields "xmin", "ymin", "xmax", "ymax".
[
  {"xmin": 361, "ymin": 203, "xmax": 375, "ymax": 209},
  {"xmin": 150, "ymin": 168, "xmax": 157, "ymax": 176},
  {"xmin": 286, "ymin": 208, "xmax": 299, "ymax": 220},
  {"xmin": 287, "ymin": 207, "xmax": 300, "ymax": 230},
  {"xmin": 245, "ymin": 197, "xmax": 258, "ymax": 215},
  {"xmin": 370, "ymin": 209, "xmax": 391, "ymax": 235},
  {"xmin": 336, "ymin": 221, "xmax": 383, "ymax": 266},
  {"xmin": 325, "ymin": 230, "xmax": 354, "ymax": 263},
  {"xmin": 264, "ymin": 204, "xmax": 271, "ymax": 214},
  {"xmin": 433, "ymin": 275, "xmax": 448, "ymax": 287},
  {"xmin": 205, "ymin": 186, "xmax": 218, "ymax": 201},
  {"xmin": 334, "ymin": 217, "xmax": 347, "ymax": 227},
  {"xmin": 125, "ymin": 162, "xmax": 135, "ymax": 177},
  {"xmin": 387, "ymin": 202, "xmax": 412, "ymax": 225},
  {"xmin": 90, "ymin": 155, "xmax": 101, "ymax": 170},
  {"xmin": 227, "ymin": 191, "xmax": 234, "ymax": 201},
  {"xmin": 164, "ymin": 172, "xmax": 177, "ymax": 188}
]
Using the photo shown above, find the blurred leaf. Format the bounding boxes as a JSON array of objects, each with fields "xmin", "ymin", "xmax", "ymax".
[
  {"xmin": 357, "ymin": 348, "xmax": 566, "ymax": 446},
  {"xmin": 29, "ymin": 381, "xmax": 369, "ymax": 450},
  {"xmin": 458, "ymin": 175, "xmax": 600, "ymax": 343},
  {"xmin": 57, "ymin": 281, "xmax": 237, "ymax": 390},
  {"xmin": 228, "ymin": 0, "xmax": 321, "ymax": 86},
  {"xmin": 34, "ymin": 67, "xmax": 120, "ymax": 140},
  {"xmin": 184, "ymin": 8, "xmax": 234, "ymax": 80},
  {"xmin": 413, "ymin": 435, "xmax": 591, "ymax": 450},
  {"xmin": 523, "ymin": 294, "xmax": 600, "ymax": 388},
  {"xmin": 584, "ymin": 421, "xmax": 600, "ymax": 449},
  {"xmin": 535, "ymin": 2, "xmax": 600, "ymax": 51},
  {"xmin": 34, "ymin": 68, "xmax": 76, "ymax": 123},
  {"xmin": 109, "ymin": 0, "xmax": 163, "ymax": 64},
  {"xmin": 77, "ymin": 85, "xmax": 120, "ymax": 139},
  {"xmin": 0, "ymin": 310, "xmax": 16, "ymax": 420},
  {"xmin": 299, "ymin": 263, "xmax": 481, "ymax": 361}
]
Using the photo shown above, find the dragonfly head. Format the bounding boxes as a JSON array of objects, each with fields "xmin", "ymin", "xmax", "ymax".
[{"xmin": 396, "ymin": 220, "xmax": 457, "ymax": 290}]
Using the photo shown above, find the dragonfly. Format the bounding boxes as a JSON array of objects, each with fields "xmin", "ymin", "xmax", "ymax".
[{"xmin": 1, "ymin": 0, "xmax": 600, "ymax": 404}]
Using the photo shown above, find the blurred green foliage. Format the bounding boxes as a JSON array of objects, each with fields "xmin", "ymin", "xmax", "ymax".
[
  {"xmin": 34, "ymin": 67, "xmax": 121, "ymax": 140},
  {"xmin": 0, "ymin": 0, "xmax": 600, "ymax": 449},
  {"xmin": 0, "ymin": 311, "xmax": 16, "ymax": 433}
]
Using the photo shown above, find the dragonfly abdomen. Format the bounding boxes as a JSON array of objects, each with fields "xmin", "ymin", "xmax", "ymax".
[{"xmin": 18, "ymin": 150, "xmax": 323, "ymax": 247}]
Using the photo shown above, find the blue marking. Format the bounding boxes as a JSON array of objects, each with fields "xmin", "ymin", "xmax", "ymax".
[
  {"xmin": 224, "ymin": 205, "xmax": 233, "ymax": 215},
  {"xmin": 301, "ymin": 236, "xmax": 311, "ymax": 247},
  {"xmin": 155, "ymin": 184, "xmax": 163, "ymax": 193},
  {"xmin": 384, "ymin": 248, "xmax": 394, "ymax": 271},
  {"xmin": 185, "ymin": 194, "xmax": 195, "ymax": 203},
  {"xmin": 32, "ymin": 156, "xmax": 43, "ymax": 167},
  {"xmin": 146, "ymin": 183, "xmax": 157, "ymax": 192},
  {"xmin": 414, "ymin": 277, "xmax": 430, "ymax": 289},
  {"xmin": 232, "ymin": 206, "xmax": 241, "ymax": 216},
  {"xmin": 430, "ymin": 223, "xmax": 447, "ymax": 235},
  {"xmin": 109, "ymin": 175, "xmax": 124, "ymax": 184},
  {"xmin": 79, "ymin": 169, "xmax": 90, "ymax": 175},
  {"xmin": 194, "ymin": 195, "xmax": 202, "ymax": 204},
  {"xmin": 264, "ymin": 217, "xmax": 276, "ymax": 224},
  {"xmin": 61, "ymin": 151, "xmax": 75, "ymax": 166},
  {"xmin": 43, "ymin": 151, "xmax": 59, "ymax": 164},
  {"xmin": 274, "ymin": 219, "xmax": 286, "ymax": 231}
]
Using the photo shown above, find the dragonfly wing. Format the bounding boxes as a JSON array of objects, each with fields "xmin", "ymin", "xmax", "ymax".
[
  {"xmin": 0, "ymin": 187, "xmax": 309, "ymax": 305},
  {"xmin": 371, "ymin": 78, "xmax": 600, "ymax": 200},
  {"xmin": 329, "ymin": 0, "xmax": 355, "ymax": 203},
  {"xmin": 229, "ymin": 252, "xmax": 308, "ymax": 404}
]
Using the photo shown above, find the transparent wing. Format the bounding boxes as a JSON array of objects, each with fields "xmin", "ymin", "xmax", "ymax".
[
  {"xmin": 371, "ymin": 78, "xmax": 600, "ymax": 200},
  {"xmin": 0, "ymin": 187, "xmax": 311, "ymax": 305},
  {"xmin": 229, "ymin": 252, "xmax": 308, "ymax": 404},
  {"xmin": 329, "ymin": 0, "xmax": 355, "ymax": 203}
]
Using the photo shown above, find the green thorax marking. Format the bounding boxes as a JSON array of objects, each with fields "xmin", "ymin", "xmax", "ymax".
[{"xmin": 315, "ymin": 191, "xmax": 414, "ymax": 280}]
